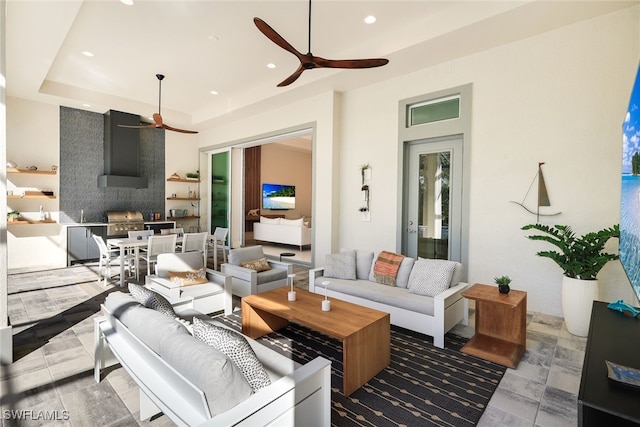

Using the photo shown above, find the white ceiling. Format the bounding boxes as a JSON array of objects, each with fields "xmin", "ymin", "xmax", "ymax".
[{"xmin": 6, "ymin": 0, "xmax": 638, "ymax": 131}]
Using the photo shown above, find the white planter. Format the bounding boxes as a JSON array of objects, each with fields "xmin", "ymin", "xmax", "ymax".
[{"xmin": 561, "ymin": 276, "xmax": 599, "ymax": 337}]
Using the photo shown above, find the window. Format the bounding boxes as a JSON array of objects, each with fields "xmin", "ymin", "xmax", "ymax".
[{"xmin": 408, "ymin": 95, "xmax": 460, "ymax": 127}]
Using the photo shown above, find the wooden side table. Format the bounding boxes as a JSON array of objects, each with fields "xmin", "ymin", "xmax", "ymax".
[{"xmin": 461, "ymin": 283, "xmax": 527, "ymax": 368}]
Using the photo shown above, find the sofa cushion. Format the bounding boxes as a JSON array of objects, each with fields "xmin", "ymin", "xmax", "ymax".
[
  {"xmin": 256, "ymin": 267, "xmax": 288, "ymax": 285},
  {"xmin": 104, "ymin": 292, "xmax": 190, "ymax": 354},
  {"xmin": 168, "ymin": 268, "xmax": 208, "ymax": 286},
  {"xmin": 240, "ymin": 257, "xmax": 271, "ymax": 272},
  {"xmin": 259, "ymin": 216, "xmax": 280, "ymax": 224},
  {"xmin": 369, "ymin": 254, "xmax": 415, "ymax": 288},
  {"xmin": 156, "ymin": 252, "xmax": 204, "ymax": 279},
  {"xmin": 408, "ymin": 259, "xmax": 458, "ymax": 297},
  {"xmin": 229, "ymin": 246, "xmax": 266, "ymax": 266},
  {"xmin": 159, "ymin": 331, "xmax": 253, "ymax": 416},
  {"xmin": 193, "ymin": 317, "xmax": 271, "ymax": 393},
  {"xmin": 323, "ymin": 250, "xmax": 356, "ymax": 280},
  {"xmin": 128, "ymin": 283, "xmax": 176, "ymax": 317},
  {"xmin": 355, "ymin": 250, "xmax": 374, "ymax": 280},
  {"xmin": 316, "ymin": 277, "xmax": 436, "ymax": 316},
  {"xmin": 280, "ymin": 218, "xmax": 303, "ymax": 226}
]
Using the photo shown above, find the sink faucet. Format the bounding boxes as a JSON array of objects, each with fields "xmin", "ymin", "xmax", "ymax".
[{"xmin": 80, "ymin": 209, "xmax": 85, "ymax": 224}]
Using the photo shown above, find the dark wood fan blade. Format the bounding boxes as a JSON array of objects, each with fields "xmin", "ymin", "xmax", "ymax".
[
  {"xmin": 161, "ymin": 124, "xmax": 199, "ymax": 134},
  {"xmin": 118, "ymin": 123, "xmax": 155, "ymax": 129},
  {"xmin": 314, "ymin": 57, "xmax": 389, "ymax": 69},
  {"xmin": 277, "ymin": 65, "xmax": 306, "ymax": 87},
  {"xmin": 254, "ymin": 17, "xmax": 303, "ymax": 59}
]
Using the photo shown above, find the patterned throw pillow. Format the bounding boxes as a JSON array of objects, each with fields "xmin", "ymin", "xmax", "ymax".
[
  {"xmin": 323, "ymin": 250, "xmax": 356, "ymax": 280},
  {"xmin": 168, "ymin": 268, "xmax": 208, "ymax": 286},
  {"xmin": 240, "ymin": 257, "xmax": 271, "ymax": 272},
  {"xmin": 128, "ymin": 283, "xmax": 176, "ymax": 317},
  {"xmin": 407, "ymin": 259, "xmax": 457, "ymax": 297},
  {"xmin": 192, "ymin": 317, "xmax": 271, "ymax": 392}
]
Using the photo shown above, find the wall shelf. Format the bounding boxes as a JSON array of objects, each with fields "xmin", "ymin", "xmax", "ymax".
[
  {"xmin": 167, "ymin": 178, "xmax": 200, "ymax": 183},
  {"xmin": 8, "ymin": 168, "xmax": 57, "ymax": 175},
  {"xmin": 167, "ymin": 197, "xmax": 199, "ymax": 201},
  {"xmin": 8, "ymin": 194, "xmax": 56, "ymax": 199},
  {"xmin": 167, "ymin": 215, "xmax": 200, "ymax": 220},
  {"xmin": 8, "ymin": 219, "xmax": 57, "ymax": 224}
]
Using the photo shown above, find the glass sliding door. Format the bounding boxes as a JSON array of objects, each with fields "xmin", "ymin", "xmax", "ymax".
[{"xmin": 210, "ymin": 151, "xmax": 229, "ymax": 240}]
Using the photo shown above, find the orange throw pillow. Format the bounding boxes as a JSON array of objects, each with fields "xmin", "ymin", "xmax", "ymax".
[
  {"xmin": 240, "ymin": 257, "xmax": 271, "ymax": 272},
  {"xmin": 168, "ymin": 268, "xmax": 208, "ymax": 286}
]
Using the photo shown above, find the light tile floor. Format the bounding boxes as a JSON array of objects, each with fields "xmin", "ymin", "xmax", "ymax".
[{"xmin": 1, "ymin": 264, "xmax": 585, "ymax": 426}]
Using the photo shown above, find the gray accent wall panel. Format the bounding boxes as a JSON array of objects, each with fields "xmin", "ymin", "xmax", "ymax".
[{"xmin": 59, "ymin": 106, "xmax": 165, "ymax": 223}]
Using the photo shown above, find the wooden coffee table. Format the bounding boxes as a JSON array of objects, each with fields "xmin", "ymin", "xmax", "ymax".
[{"xmin": 241, "ymin": 287, "xmax": 390, "ymax": 396}]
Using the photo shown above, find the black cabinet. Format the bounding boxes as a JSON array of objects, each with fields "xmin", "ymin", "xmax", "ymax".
[
  {"xmin": 67, "ymin": 226, "xmax": 106, "ymax": 266},
  {"xmin": 144, "ymin": 221, "xmax": 175, "ymax": 234},
  {"xmin": 578, "ymin": 301, "xmax": 640, "ymax": 426}
]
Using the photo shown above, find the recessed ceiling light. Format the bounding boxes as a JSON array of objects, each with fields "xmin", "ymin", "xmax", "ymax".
[
  {"xmin": 267, "ymin": 63, "xmax": 276, "ymax": 69},
  {"xmin": 82, "ymin": 103, "xmax": 91, "ymax": 108},
  {"xmin": 82, "ymin": 51, "xmax": 94, "ymax": 57},
  {"xmin": 208, "ymin": 35, "xmax": 219, "ymax": 42},
  {"xmin": 210, "ymin": 90, "xmax": 219, "ymax": 95},
  {"xmin": 364, "ymin": 15, "xmax": 376, "ymax": 24},
  {"xmin": 120, "ymin": 0, "xmax": 134, "ymax": 6}
]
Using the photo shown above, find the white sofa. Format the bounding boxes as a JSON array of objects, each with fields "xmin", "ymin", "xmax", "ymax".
[
  {"xmin": 95, "ymin": 291, "xmax": 332, "ymax": 427},
  {"xmin": 253, "ymin": 217, "xmax": 311, "ymax": 250},
  {"xmin": 145, "ymin": 252, "xmax": 231, "ymax": 315},
  {"xmin": 309, "ymin": 250, "xmax": 469, "ymax": 349}
]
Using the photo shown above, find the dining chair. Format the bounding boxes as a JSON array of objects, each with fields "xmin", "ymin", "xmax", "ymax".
[
  {"xmin": 141, "ymin": 234, "xmax": 178, "ymax": 276},
  {"xmin": 128, "ymin": 229, "xmax": 153, "ymax": 239},
  {"xmin": 93, "ymin": 234, "xmax": 134, "ymax": 286},
  {"xmin": 209, "ymin": 227, "xmax": 229, "ymax": 270},
  {"xmin": 181, "ymin": 232, "xmax": 208, "ymax": 266}
]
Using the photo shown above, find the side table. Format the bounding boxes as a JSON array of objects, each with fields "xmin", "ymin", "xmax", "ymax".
[{"xmin": 461, "ymin": 283, "xmax": 527, "ymax": 368}]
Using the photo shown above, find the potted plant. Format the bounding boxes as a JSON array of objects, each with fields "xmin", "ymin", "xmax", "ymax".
[
  {"xmin": 521, "ymin": 223, "xmax": 620, "ymax": 336},
  {"xmin": 494, "ymin": 275, "xmax": 511, "ymax": 294},
  {"xmin": 7, "ymin": 211, "xmax": 20, "ymax": 222}
]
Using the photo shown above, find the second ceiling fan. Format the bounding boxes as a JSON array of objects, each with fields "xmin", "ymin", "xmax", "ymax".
[
  {"xmin": 119, "ymin": 74, "xmax": 198, "ymax": 134},
  {"xmin": 254, "ymin": 0, "xmax": 389, "ymax": 87}
]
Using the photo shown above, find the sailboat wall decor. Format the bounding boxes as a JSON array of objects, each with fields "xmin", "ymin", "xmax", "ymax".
[{"xmin": 510, "ymin": 162, "xmax": 561, "ymax": 222}]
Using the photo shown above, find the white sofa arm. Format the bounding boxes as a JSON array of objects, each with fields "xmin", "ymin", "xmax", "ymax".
[
  {"xmin": 221, "ymin": 263, "xmax": 257, "ymax": 282},
  {"xmin": 434, "ymin": 282, "xmax": 469, "ymax": 304},
  {"xmin": 308, "ymin": 268, "xmax": 325, "ymax": 292}
]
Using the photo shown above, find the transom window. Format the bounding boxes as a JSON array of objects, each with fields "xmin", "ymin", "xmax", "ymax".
[{"xmin": 408, "ymin": 95, "xmax": 460, "ymax": 127}]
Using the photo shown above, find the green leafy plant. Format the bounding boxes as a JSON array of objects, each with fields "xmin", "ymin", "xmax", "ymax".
[
  {"xmin": 494, "ymin": 275, "xmax": 512, "ymax": 286},
  {"xmin": 521, "ymin": 223, "xmax": 620, "ymax": 280}
]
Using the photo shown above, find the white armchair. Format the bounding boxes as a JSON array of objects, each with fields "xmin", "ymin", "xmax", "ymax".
[
  {"xmin": 145, "ymin": 252, "xmax": 232, "ymax": 315},
  {"xmin": 221, "ymin": 245, "xmax": 292, "ymax": 297}
]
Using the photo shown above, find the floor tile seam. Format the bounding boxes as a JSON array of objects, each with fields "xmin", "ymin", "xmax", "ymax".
[{"xmin": 485, "ymin": 402, "xmax": 537, "ymax": 426}]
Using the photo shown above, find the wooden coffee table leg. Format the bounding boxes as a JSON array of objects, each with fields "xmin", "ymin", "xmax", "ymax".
[
  {"xmin": 241, "ymin": 299, "xmax": 289, "ymax": 339},
  {"xmin": 342, "ymin": 315, "xmax": 390, "ymax": 396}
]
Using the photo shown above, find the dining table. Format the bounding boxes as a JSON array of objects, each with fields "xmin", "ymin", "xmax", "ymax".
[{"xmin": 106, "ymin": 234, "xmax": 221, "ymax": 287}]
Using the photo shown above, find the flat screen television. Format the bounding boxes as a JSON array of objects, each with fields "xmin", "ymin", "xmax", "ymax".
[
  {"xmin": 620, "ymin": 62, "xmax": 640, "ymax": 303},
  {"xmin": 262, "ymin": 183, "xmax": 295, "ymax": 210}
]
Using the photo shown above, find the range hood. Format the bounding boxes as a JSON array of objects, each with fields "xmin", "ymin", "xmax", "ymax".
[{"xmin": 98, "ymin": 110, "xmax": 148, "ymax": 189}]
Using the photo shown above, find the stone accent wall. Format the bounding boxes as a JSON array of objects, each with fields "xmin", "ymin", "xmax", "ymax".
[{"xmin": 59, "ymin": 106, "xmax": 165, "ymax": 223}]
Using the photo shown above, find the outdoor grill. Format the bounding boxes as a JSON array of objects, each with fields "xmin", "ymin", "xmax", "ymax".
[{"xmin": 105, "ymin": 210, "xmax": 146, "ymax": 237}]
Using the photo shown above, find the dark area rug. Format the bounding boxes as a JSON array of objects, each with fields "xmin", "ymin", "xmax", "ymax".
[{"xmin": 214, "ymin": 313, "xmax": 506, "ymax": 427}]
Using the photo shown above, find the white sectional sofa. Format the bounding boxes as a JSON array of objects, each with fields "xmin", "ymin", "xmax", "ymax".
[
  {"xmin": 95, "ymin": 291, "xmax": 331, "ymax": 427},
  {"xmin": 253, "ymin": 216, "xmax": 311, "ymax": 250},
  {"xmin": 309, "ymin": 250, "xmax": 469, "ymax": 349}
]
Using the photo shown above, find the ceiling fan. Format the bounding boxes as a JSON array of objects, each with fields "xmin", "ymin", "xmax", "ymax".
[
  {"xmin": 254, "ymin": 0, "xmax": 389, "ymax": 87},
  {"xmin": 119, "ymin": 74, "xmax": 198, "ymax": 134}
]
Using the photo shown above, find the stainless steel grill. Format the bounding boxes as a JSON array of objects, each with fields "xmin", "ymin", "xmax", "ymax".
[{"xmin": 105, "ymin": 210, "xmax": 145, "ymax": 236}]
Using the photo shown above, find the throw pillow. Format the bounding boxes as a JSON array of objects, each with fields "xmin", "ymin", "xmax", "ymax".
[
  {"xmin": 407, "ymin": 259, "xmax": 457, "ymax": 297},
  {"xmin": 240, "ymin": 257, "xmax": 271, "ymax": 272},
  {"xmin": 355, "ymin": 250, "xmax": 375, "ymax": 280},
  {"xmin": 323, "ymin": 250, "xmax": 356, "ymax": 280},
  {"xmin": 373, "ymin": 251, "xmax": 405, "ymax": 286},
  {"xmin": 193, "ymin": 317, "xmax": 271, "ymax": 392},
  {"xmin": 128, "ymin": 283, "xmax": 176, "ymax": 317},
  {"xmin": 168, "ymin": 268, "xmax": 208, "ymax": 286}
]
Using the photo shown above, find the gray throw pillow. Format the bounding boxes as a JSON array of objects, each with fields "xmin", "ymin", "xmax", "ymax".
[
  {"xmin": 193, "ymin": 317, "xmax": 271, "ymax": 392},
  {"xmin": 128, "ymin": 283, "xmax": 176, "ymax": 318},
  {"xmin": 355, "ymin": 250, "xmax": 375, "ymax": 280},
  {"xmin": 407, "ymin": 259, "xmax": 457, "ymax": 297},
  {"xmin": 323, "ymin": 250, "xmax": 356, "ymax": 280}
]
